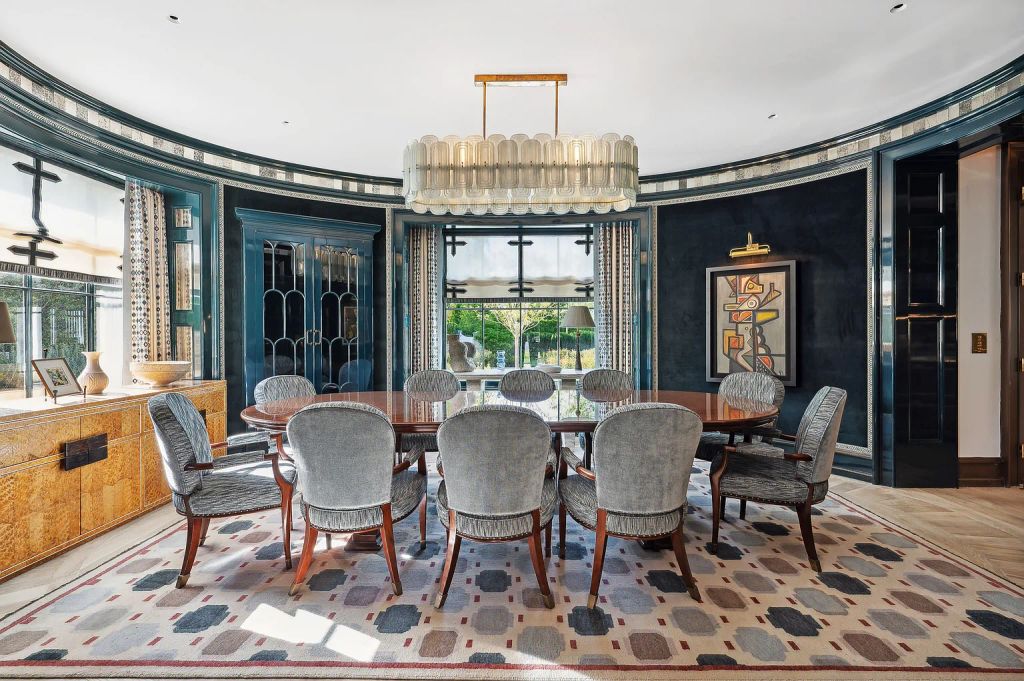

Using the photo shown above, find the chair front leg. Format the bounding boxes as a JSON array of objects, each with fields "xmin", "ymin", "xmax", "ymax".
[
  {"xmin": 280, "ymin": 484, "xmax": 293, "ymax": 570},
  {"xmin": 527, "ymin": 510, "xmax": 554, "ymax": 609},
  {"xmin": 558, "ymin": 501, "xmax": 567, "ymax": 560},
  {"xmin": 587, "ymin": 509, "xmax": 609, "ymax": 610},
  {"xmin": 796, "ymin": 501, "xmax": 821, "ymax": 572},
  {"xmin": 289, "ymin": 520, "xmax": 318, "ymax": 596},
  {"xmin": 739, "ymin": 499, "xmax": 747, "ymax": 520},
  {"xmin": 670, "ymin": 524, "xmax": 701, "ymax": 602},
  {"xmin": 418, "ymin": 494, "xmax": 427, "ymax": 550},
  {"xmin": 435, "ymin": 509, "xmax": 462, "ymax": 608},
  {"xmin": 380, "ymin": 503, "xmax": 403, "ymax": 596},
  {"xmin": 198, "ymin": 517, "xmax": 211, "ymax": 546},
  {"xmin": 709, "ymin": 449, "xmax": 729, "ymax": 554},
  {"xmin": 177, "ymin": 517, "xmax": 204, "ymax": 588},
  {"xmin": 544, "ymin": 519, "xmax": 552, "ymax": 558}
]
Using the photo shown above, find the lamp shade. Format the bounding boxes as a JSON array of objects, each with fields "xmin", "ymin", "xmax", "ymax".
[
  {"xmin": 0, "ymin": 302, "xmax": 15, "ymax": 344},
  {"xmin": 561, "ymin": 305, "xmax": 595, "ymax": 329}
]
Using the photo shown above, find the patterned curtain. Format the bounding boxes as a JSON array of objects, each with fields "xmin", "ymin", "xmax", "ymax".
[
  {"xmin": 408, "ymin": 225, "xmax": 442, "ymax": 373},
  {"xmin": 595, "ymin": 221, "xmax": 634, "ymax": 375},
  {"xmin": 126, "ymin": 180, "xmax": 171, "ymax": 365}
]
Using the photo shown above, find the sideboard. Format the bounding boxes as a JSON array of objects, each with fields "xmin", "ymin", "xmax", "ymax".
[{"xmin": 0, "ymin": 380, "xmax": 227, "ymax": 582}]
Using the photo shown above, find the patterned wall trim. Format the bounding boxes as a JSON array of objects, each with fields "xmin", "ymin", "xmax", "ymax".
[
  {"xmin": 0, "ymin": 261, "xmax": 120, "ymax": 286},
  {"xmin": 639, "ymin": 57, "xmax": 1024, "ymax": 198},
  {"xmin": 639, "ymin": 158, "xmax": 875, "ymax": 460},
  {"xmin": 1, "ymin": 43, "xmax": 1019, "ymax": 204}
]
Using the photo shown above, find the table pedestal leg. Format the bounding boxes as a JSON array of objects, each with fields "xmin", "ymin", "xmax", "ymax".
[{"xmin": 346, "ymin": 530, "xmax": 383, "ymax": 551}]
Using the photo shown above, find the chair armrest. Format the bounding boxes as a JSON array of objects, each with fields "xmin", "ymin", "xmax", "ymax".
[
  {"xmin": 402, "ymin": 445, "xmax": 425, "ymax": 466},
  {"xmin": 783, "ymin": 451, "xmax": 813, "ymax": 462},
  {"xmin": 184, "ymin": 459, "xmax": 215, "ymax": 471},
  {"xmin": 574, "ymin": 463, "xmax": 596, "ymax": 480},
  {"xmin": 561, "ymin": 447, "xmax": 582, "ymax": 471}
]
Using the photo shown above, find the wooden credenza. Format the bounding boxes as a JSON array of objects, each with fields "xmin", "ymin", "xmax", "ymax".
[{"xmin": 0, "ymin": 380, "xmax": 227, "ymax": 582}]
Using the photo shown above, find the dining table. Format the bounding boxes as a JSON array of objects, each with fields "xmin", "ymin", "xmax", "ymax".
[{"xmin": 240, "ymin": 387, "xmax": 779, "ymax": 551}]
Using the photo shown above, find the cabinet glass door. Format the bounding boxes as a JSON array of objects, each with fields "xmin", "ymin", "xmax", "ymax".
[
  {"xmin": 313, "ymin": 242, "xmax": 370, "ymax": 392},
  {"xmin": 261, "ymin": 239, "xmax": 311, "ymax": 381}
]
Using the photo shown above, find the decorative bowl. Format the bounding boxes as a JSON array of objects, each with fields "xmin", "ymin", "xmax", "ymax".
[
  {"xmin": 130, "ymin": 360, "xmax": 192, "ymax": 387},
  {"xmin": 536, "ymin": 364, "xmax": 562, "ymax": 374}
]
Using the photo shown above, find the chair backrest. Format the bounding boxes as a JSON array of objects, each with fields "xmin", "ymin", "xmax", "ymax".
[
  {"xmin": 147, "ymin": 392, "xmax": 213, "ymax": 496},
  {"xmin": 592, "ymin": 403, "xmax": 702, "ymax": 517},
  {"xmin": 338, "ymin": 359, "xmax": 372, "ymax": 392},
  {"xmin": 254, "ymin": 375, "xmax": 316, "ymax": 404},
  {"xmin": 794, "ymin": 386, "xmax": 848, "ymax": 484},
  {"xmin": 580, "ymin": 368, "xmax": 633, "ymax": 392},
  {"xmin": 286, "ymin": 402, "xmax": 396, "ymax": 511},
  {"xmin": 437, "ymin": 405, "xmax": 551, "ymax": 517},
  {"xmin": 498, "ymin": 369, "xmax": 555, "ymax": 402},
  {"xmin": 405, "ymin": 369, "xmax": 459, "ymax": 400},
  {"xmin": 720, "ymin": 371, "xmax": 786, "ymax": 414}
]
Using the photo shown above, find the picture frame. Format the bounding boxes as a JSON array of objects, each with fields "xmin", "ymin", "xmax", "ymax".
[
  {"xmin": 173, "ymin": 206, "xmax": 193, "ymax": 229},
  {"xmin": 32, "ymin": 357, "xmax": 84, "ymax": 400},
  {"xmin": 706, "ymin": 259, "xmax": 797, "ymax": 386}
]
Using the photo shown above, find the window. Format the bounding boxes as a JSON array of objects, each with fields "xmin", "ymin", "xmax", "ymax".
[{"xmin": 443, "ymin": 226, "xmax": 595, "ymax": 370}]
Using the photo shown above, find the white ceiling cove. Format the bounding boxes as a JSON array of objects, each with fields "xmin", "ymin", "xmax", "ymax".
[{"xmin": 2, "ymin": 0, "xmax": 1023, "ymax": 178}]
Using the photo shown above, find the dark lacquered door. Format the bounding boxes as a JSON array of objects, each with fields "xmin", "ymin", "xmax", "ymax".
[{"xmin": 892, "ymin": 153, "xmax": 958, "ymax": 487}]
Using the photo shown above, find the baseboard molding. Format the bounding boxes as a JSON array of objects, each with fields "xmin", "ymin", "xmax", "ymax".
[{"xmin": 958, "ymin": 457, "xmax": 1005, "ymax": 487}]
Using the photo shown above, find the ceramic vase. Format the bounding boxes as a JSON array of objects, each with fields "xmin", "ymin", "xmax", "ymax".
[{"xmin": 78, "ymin": 351, "xmax": 109, "ymax": 395}]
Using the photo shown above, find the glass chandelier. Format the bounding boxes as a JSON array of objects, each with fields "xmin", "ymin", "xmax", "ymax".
[{"xmin": 402, "ymin": 74, "xmax": 638, "ymax": 216}]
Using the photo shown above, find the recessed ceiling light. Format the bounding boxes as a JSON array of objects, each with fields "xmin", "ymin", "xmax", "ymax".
[
  {"xmin": 281, "ymin": 120, "xmax": 291, "ymax": 125},
  {"xmin": 167, "ymin": 14, "xmax": 181, "ymax": 23},
  {"xmin": 767, "ymin": 113, "xmax": 777, "ymax": 120},
  {"xmin": 889, "ymin": 3, "xmax": 906, "ymax": 13}
]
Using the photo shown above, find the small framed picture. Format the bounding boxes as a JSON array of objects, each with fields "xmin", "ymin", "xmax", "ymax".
[
  {"xmin": 173, "ymin": 206, "xmax": 193, "ymax": 229},
  {"xmin": 32, "ymin": 357, "xmax": 83, "ymax": 400}
]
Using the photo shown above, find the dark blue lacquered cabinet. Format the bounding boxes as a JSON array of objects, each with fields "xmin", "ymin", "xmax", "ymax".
[{"xmin": 237, "ymin": 208, "xmax": 380, "ymax": 404}]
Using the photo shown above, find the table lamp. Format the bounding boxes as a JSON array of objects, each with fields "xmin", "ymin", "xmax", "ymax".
[
  {"xmin": 560, "ymin": 305, "xmax": 595, "ymax": 371},
  {"xmin": 0, "ymin": 302, "xmax": 15, "ymax": 345}
]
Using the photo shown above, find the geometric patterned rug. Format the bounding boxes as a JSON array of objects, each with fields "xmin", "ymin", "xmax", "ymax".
[{"xmin": 2, "ymin": 460, "xmax": 1024, "ymax": 680}]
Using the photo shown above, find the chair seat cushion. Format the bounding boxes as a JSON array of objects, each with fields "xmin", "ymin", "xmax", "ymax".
[
  {"xmin": 560, "ymin": 475, "xmax": 683, "ymax": 538},
  {"xmin": 436, "ymin": 477, "xmax": 557, "ymax": 540},
  {"xmin": 173, "ymin": 461, "xmax": 294, "ymax": 517},
  {"xmin": 304, "ymin": 470, "xmax": 427, "ymax": 533},
  {"xmin": 401, "ymin": 432, "xmax": 438, "ymax": 453},
  {"xmin": 713, "ymin": 453, "xmax": 828, "ymax": 505},
  {"xmin": 695, "ymin": 431, "xmax": 731, "ymax": 461}
]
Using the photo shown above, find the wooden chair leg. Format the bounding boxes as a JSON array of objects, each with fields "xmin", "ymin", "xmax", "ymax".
[
  {"xmin": 435, "ymin": 510, "xmax": 462, "ymax": 608},
  {"xmin": 558, "ymin": 501, "xmax": 567, "ymax": 560},
  {"xmin": 177, "ymin": 517, "xmax": 204, "ymax": 588},
  {"xmin": 796, "ymin": 503, "xmax": 821, "ymax": 572},
  {"xmin": 710, "ymin": 481, "xmax": 722, "ymax": 554},
  {"xmin": 588, "ymin": 509, "xmax": 609, "ymax": 609},
  {"xmin": 198, "ymin": 517, "xmax": 211, "ymax": 546},
  {"xmin": 670, "ymin": 526, "xmax": 702, "ymax": 602},
  {"xmin": 379, "ymin": 504, "xmax": 402, "ymax": 596},
  {"xmin": 280, "ymin": 485, "xmax": 293, "ymax": 569},
  {"xmin": 739, "ymin": 499, "xmax": 747, "ymax": 520},
  {"xmin": 544, "ymin": 519, "xmax": 552, "ymax": 558},
  {"xmin": 326, "ymin": 533, "xmax": 332, "ymax": 550},
  {"xmin": 527, "ymin": 510, "xmax": 554, "ymax": 609},
  {"xmin": 289, "ymin": 522, "xmax": 318, "ymax": 596},
  {"xmin": 418, "ymin": 494, "xmax": 427, "ymax": 550}
]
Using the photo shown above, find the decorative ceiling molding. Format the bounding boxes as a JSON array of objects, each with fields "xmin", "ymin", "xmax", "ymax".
[{"xmin": 0, "ymin": 41, "xmax": 1021, "ymax": 204}]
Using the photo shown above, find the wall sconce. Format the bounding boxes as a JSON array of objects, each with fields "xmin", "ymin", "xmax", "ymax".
[{"xmin": 729, "ymin": 232, "xmax": 771, "ymax": 259}]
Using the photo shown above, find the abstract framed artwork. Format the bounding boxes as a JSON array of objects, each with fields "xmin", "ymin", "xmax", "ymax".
[
  {"xmin": 31, "ymin": 357, "xmax": 84, "ymax": 400},
  {"xmin": 706, "ymin": 260, "xmax": 797, "ymax": 386}
]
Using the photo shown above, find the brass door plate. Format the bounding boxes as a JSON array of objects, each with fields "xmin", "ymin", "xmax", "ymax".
[{"xmin": 971, "ymin": 332, "xmax": 987, "ymax": 354}]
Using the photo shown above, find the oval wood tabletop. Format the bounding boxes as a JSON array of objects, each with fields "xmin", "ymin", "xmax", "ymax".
[{"xmin": 240, "ymin": 389, "xmax": 778, "ymax": 433}]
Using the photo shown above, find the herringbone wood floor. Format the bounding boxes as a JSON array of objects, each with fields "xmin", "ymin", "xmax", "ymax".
[{"xmin": 830, "ymin": 478, "xmax": 1024, "ymax": 587}]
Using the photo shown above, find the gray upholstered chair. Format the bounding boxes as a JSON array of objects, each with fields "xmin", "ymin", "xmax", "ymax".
[
  {"xmin": 498, "ymin": 368, "xmax": 556, "ymax": 402},
  {"xmin": 434, "ymin": 405, "xmax": 558, "ymax": 609},
  {"xmin": 710, "ymin": 386, "xmax": 847, "ymax": 572},
  {"xmin": 560, "ymin": 403, "xmax": 703, "ymax": 608},
  {"xmin": 148, "ymin": 392, "xmax": 294, "ymax": 588},
  {"xmin": 401, "ymin": 369, "xmax": 459, "ymax": 459},
  {"xmin": 286, "ymin": 402, "xmax": 427, "ymax": 596},
  {"xmin": 579, "ymin": 368, "xmax": 632, "ymax": 392},
  {"xmin": 337, "ymin": 359, "xmax": 372, "ymax": 392},
  {"xmin": 696, "ymin": 371, "xmax": 785, "ymax": 462},
  {"xmin": 226, "ymin": 375, "xmax": 317, "ymax": 452}
]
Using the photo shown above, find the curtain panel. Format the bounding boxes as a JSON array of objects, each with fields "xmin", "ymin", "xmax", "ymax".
[
  {"xmin": 408, "ymin": 225, "xmax": 442, "ymax": 374},
  {"xmin": 595, "ymin": 221, "xmax": 634, "ymax": 376},
  {"xmin": 126, "ymin": 180, "xmax": 171, "ymax": 366}
]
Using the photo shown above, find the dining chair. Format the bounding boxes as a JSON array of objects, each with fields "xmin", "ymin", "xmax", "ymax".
[
  {"xmin": 434, "ymin": 404, "xmax": 558, "ymax": 609},
  {"xmin": 286, "ymin": 402, "xmax": 428, "ymax": 596},
  {"xmin": 560, "ymin": 403, "xmax": 703, "ymax": 608},
  {"xmin": 578, "ymin": 368, "xmax": 632, "ymax": 392},
  {"xmin": 337, "ymin": 359, "xmax": 372, "ymax": 392},
  {"xmin": 148, "ymin": 392, "xmax": 294, "ymax": 588},
  {"xmin": 696, "ymin": 371, "xmax": 785, "ymax": 462},
  {"xmin": 402, "ymin": 369, "xmax": 459, "ymax": 461},
  {"xmin": 498, "ymin": 368, "xmax": 556, "ymax": 402},
  {"xmin": 226, "ymin": 374, "xmax": 316, "ymax": 452},
  {"xmin": 709, "ymin": 386, "xmax": 847, "ymax": 572}
]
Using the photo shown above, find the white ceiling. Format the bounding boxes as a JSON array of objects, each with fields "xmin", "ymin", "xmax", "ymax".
[{"xmin": 2, "ymin": 0, "xmax": 1023, "ymax": 179}]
